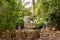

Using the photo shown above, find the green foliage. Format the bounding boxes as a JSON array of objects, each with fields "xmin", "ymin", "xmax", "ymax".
[
  {"xmin": 35, "ymin": 0, "xmax": 54, "ymax": 19},
  {"xmin": 35, "ymin": 0, "xmax": 60, "ymax": 30},
  {"xmin": 36, "ymin": 21, "xmax": 43, "ymax": 29},
  {"xmin": 50, "ymin": 10, "xmax": 60, "ymax": 30},
  {"xmin": 35, "ymin": 18, "xmax": 45, "ymax": 29},
  {"xmin": 0, "ymin": 0, "xmax": 24, "ymax": 31},
  {"xmin": 16, "ymin": 17, "xmax": 24, "ymax": 27},
  {"xmin": 49, "ymin": 0, "xmax": 60, "ymax": 30}
]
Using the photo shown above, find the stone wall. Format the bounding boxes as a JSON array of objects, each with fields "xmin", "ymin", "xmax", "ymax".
[
  {"xmin": 0, "ymin": 29, "xmax": 60, "ymax": 40},
  {"xmin": 24, "ymin": 23, "xmax": 36, "ymax": 29}
]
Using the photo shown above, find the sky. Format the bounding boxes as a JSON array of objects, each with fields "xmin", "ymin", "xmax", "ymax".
[{"xmin": 22, "ymin": 0, "xmax": 37, "ymax": 8}]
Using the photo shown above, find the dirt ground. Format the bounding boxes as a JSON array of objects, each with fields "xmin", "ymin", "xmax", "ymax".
[{"xmin": 0, "ymin": 29, "xmax": 60, "ymax": 40}]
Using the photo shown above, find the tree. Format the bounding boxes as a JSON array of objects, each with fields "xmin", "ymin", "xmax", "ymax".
[
  {"xmin": 49, "ymin": 0, "xmax": 60, "ymax": 30},
  {"xmin": 0, "ymin": 0, "xmax": 24, "ymax": 31},
  {"xmin": 35, "ymin": 0, "xmax": 60, "ymax": 29}
]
